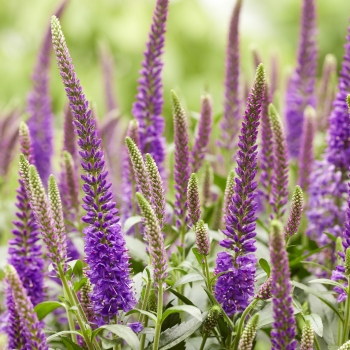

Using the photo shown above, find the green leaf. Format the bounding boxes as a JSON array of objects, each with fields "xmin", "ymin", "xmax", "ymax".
[
  {"xmin": 123, "ymin": 215, "xmax": 142, "ymax": 232},
  {"xmin": 72, "ymin": 260, "xmax": 83, "ymax": 280},
  {"xmin": 308, "ymin": 278, "xmax": 347, "ymax": 291},
  {"xmin": 192, "ymin": 247, "xmax": 205, "ymax": 265},
  {"xmin": 92, "ymin": 324, "xmax": 140, "ymax": 349},
  {"xmin": 34, "ymin": 301, "xmax": 65, "ymax": 320},
  {"xmin": 73, "ymin": 277, "xmax": 88, "ymax": 292},
  {"xmin": 259, "ymin": 258, "xmax": 271, "ymax": 277},
  {"xmin": 145, "ymin": 315, "xmax": 204, "ymax": 350},
  {"xmin": 125, "ymin": 309, "xmax": 157, "ymax": 323},
  {"xmin": 61, "ymin": 337, "xmax": 85, "ymax": 350},
  {"xmin": 290, "ymin": 243, "xmax": 332, "ymax": 267},
  {"xmin": 46, "ymin": 330, "xmax": 82, "ymax": 341},
  {"xmin": 161, "ymin": 305, "xmax": 203, "ymax": 323},
  {"xmin": 125, "ymin": 235, "xmax": 149, "ymax": 262},
  {"xmin": 168, "ymin": 288, "xmax": 195, "ymax": 306},
  {"xmin": 300, "ymin": 261, "xmax": 332, "ymax": 275},
  {"xmin": 173, "ymin": 273, "xmax": 203, "ymax": 288},
  {"xmin": 256, "ymin": 218, "xmax": 270, "ymax": 233},
  {"xmin": 305, "ymin": 313, "xmax": 323, "ymax": 337},
  {"xmin": 291, "ymin": 281, "xmax": 343, "ymax": 321}
]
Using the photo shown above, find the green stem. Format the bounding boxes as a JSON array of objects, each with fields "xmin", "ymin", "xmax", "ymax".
[
  {"xmin": 65, "ymin": 300, "xmax": 77, "ymax": 343},
  {"xmin": 342, "ymin": 279, "xmax": 350, "ymax": 343},
  {"xmin": 58, "ymin": 267, "xmax": 95, "ymax": 350},
  {"xmin": 140, "ymin": 316, "xmax": 149, "ymax": 350},
  {"xmin": 153, "ymin": 284, "xmax": 164, "ymax": 350},
  {"xmin": 314, "ymin": 335, "xmax": 321, "ymax": 350},
  {"xmin": 204, "ymin": 256, "xmax": 211, "ymax": 290},
  {"xmin": 139, "ymin": 279, "xmax": 152, "ymax": 323},
  {"xmin": 232, "ymin": 299, "xmax": 258, "ymax": 350},
  {"xmin": 199, "ymin": 334, "xmax": 208, "ymax": 350}
]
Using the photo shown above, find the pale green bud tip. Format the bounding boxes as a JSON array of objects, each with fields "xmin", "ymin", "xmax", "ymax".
[
  {"xmin": 300, "ymin": 320, "xmax": 314, "ymax": 350},
  {"xmin": 51, "ymin": 15, "xmax": 61, "ymax": 32},
  {"xmin": 304, "ymin": 105, "xmax": 316, "ymax": 120},
  {"xmin": 345, "ymin": 248, "xmax": 350, "ymax": 276},
  {"xmin": 5, "ymin": 264, "xmax": 16, "ymax": 277},
  {"xmin": 63, "ymin": 150, "xmax": 73, "ymax": 162},
  {"xmin": 347, "ymin": 94, "xmax": 350, "ymax": 109},
  {"xmin": 268, "ymin": 103, "xmax": 279, "ymax": 122},
  {"xmin": 239, "ymin": 314, "xmax": 259, "ymax": 350},
  {"xmin": 270, "ymin": 219, "xmax": 283, "ymax": 237},
  {"xmin": 19, "ymin": 121, "xmax": 30, "ymax": 137},
  {"xmin": 171, "ymin": 90, "xmax": 184, "ymax": 115},
  {"xmin": 339, "ymin": 340, "xmax": 350, "ymax": 350},
  {"xmin": 19, "ymin": 153, "xmax": 30, "ymax": 170},
  {"xmin": 325, "ymin": 53, "xmax": 336, "ymax": 66}
]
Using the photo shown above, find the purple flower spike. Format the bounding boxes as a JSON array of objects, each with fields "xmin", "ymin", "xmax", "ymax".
[
  {"xmin": 298, "ymin": 106, "xmax": 316, "ymax": 190},
  {"xmin": 27, "ymin": 1, "xmax": 68, "ymax": 184},
  {"xmin": 191, "ymin": 94, "xmax": 213, "ymax": 173},
  {"xmin": 51, "ymin": 16, "xmax": 136, "ymax": 322},
  {"xmin": 132, "ymin": 0, "xmax": 169, "ymax": 176},
  {"xmin": 327, "ymin": 26, "xmax": 350, "ymax": 170},
  {"xmin": 172, "ymin": 91, "xmax": 191, "ymax": 229},
  {"xmin": 285, "ymin": 0, "xmax": 317, "ymax": 157},
  {"xmin": 214, "ymin": 64, "xmax": 266, "ymax": 316},
  {"xmin": 5, "ymin": 265, "xmax": 48, "ymax": 350},
  {"xmin": 63, "ymin": 104, "xmax": 78, "ymax": 162},
  {"xmin": 8, "ymin": 123, "xmax": 44, "ymax": 307},
  {"xmin": 219, "ymin": 0, "xmax": 242, "ymax": 151},
  {"xmin": 187, "ymin": 173, "xmax": 201, "ymax": 227},
  {"xmin": 269, "ymin": 104, "xmax": 289, "ymax": 219},
  {"xmin": 270, "ymin": 220, "xmax": 297, "ymax": 350},
  {"xmin": 259, "ymin": 84, "xmax": 274, "ymax": 203}
]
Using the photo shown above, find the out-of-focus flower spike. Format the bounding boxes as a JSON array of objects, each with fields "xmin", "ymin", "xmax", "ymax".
[
  {"xmin": 63, "ymin": 104, "xmax": 77, "ymax": 162},
  {"xmin": 172, "ymin": 91, "xmax": 191, "ymax": 229},
  {"xmin": 191, "ymin": 94, "xmax": 213, "ymax": 173},
  {"xmin": 195, "ymin": 220, "xmax": 210, "ymax": 256},
  {"xmin": 285, "ymin": 0, "xmax": 317, "ymax": 157},
  {"xmin": 51, "ymin": 16, "xmax": 136, "ymax": 322},
  {"xmin": 5, "ymin": 265, "xmax": 48, "ymax": 350},
  {"xmin": 27, "ymin": 164, "xmax": 67, "ymax": 270},
  {"xmin": 270, "ymin": 54, "xmax": 279, "ymax": 97},
  {"xmin": 202, "ymin": 162, "xmax": 213, "ymax": 207},
  {"xmin": 121, "ymin": 120, "xmax": 140, "ymax": 228},
  {"xmin": 100, "ymin": 44, "xmax": 118, "ymax": 113},
  {"xmin": 259, "ymin": 84, "xmax": 274, "ymax": 203},
  {"xmin": 6, "ymin": 292, "xmax": 25, "ymax": 349},
  {"xmin": 223, "ymin": 169, "xmax": 235, "ymax": 225},
  {"xmin": 317, "ymin": 54, "xmax": 337, "ymax": 132},
  {"xmin": 269, "ymin": 104, "xmax": 289, "ymax": 219},
  {"xmin": 211, "ymin": 195, "xmax": 223, "ymax": 230},
  {"xmin": 126, "ymin": 136, "xmax": 153, "ymax": 205},
  {"xmin": 19, "ymin": 122, "xmax": 35, "ymax": 164},
  {"xmin": 300, "ymin": 320, "xmax": 314, "ymax": 350},
  {"xmin": 214, "ymin": 64, "xmax": 266, "ymax": 316},
  {"xmin": 27, "ymin": 1, "xmax": 68, "ymax": 184},
  {"xmin": 238, "ymin": 313, "xmax": 259, "ymax": 350},
  {"xmin": 219, "ymin": 0, "xmax": 242, "ymax": 151},
  {"xmin": 270, "ymin": 220, "xmax": 297, "ymax": 349},
  {"xmin": 298, "ymin": 106, "xmax": 316, "ymax": 190},
  {"xmin": 8, "ymin": 126, "xmax": 44, "ymax": 306},
  {"xmin": 251, "ymin": 45, "xmax": 262, "ymax": 69},
  {"xmin": 132, "ymin": 0, "xmax": 169, "ymax": 176},
  {"xmin": 187, "ymin": 173, "xmax": 201, "ymax": 227},
  {"xmin": 145, "ymin": 153, "xmax": 165, "ymax": 229},
  {"xmin": 136, "ymin": 193, "xmax": 167, "ymax": 285},
  {"xmin": 62, "ymin": 150, "xmax": 80, "ymax": 214},
  {"xmin": 285, "ymin": 186, "xmax": 303, "ymax": 241}
]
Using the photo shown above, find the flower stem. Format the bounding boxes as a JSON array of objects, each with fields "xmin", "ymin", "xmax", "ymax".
[
  {"xmin": 153, "ymin": 284, "xmax": 164, "ymax": 350},
  {"xmin": 342, "ymin": 278, "xmax": 350, "ymax": 343},
  {"xmin": 139, "ymin": 278, "xmax": 152, "ymax": 323},
  {"xmin": 58, "ymin": 267, "xmax": 94, "ymax": 350},
  {"xmin": 204, "ymin": 256, "xmax": 211, "ymax": 290},
  {"xmin": 140, "ymin": 316, "xmax": 149, "ymax": 350},
  {"xmin": 199, "ymin": 334, "xmax": 208, "ymax": 350},
  {"xmin": 232, "ymin": 298, "xmax": 258, "ymax": 350}
]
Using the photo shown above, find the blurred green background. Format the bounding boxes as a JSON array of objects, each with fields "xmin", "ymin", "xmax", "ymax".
[{"xmin": 1, "ymin": 0, "xmax": 350, "ymax": 237}]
